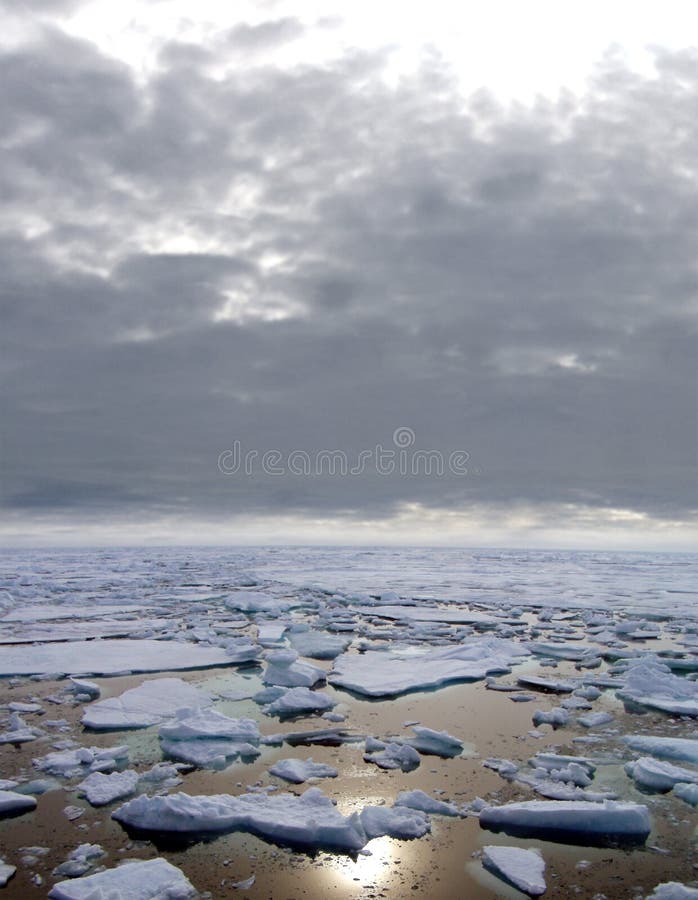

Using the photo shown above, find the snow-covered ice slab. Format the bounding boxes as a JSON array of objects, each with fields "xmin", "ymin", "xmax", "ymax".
[
  {"xmin": 617, "ymin": 661, "xmax": 698, "ymax": 716},
  {"xmin": 48, "ymin": 858, "xmax": 197, "ymax": 899},
  {"xmin": 480, "ymin": 800, "xmax": 651, "ymax": 846},
  {"xmin": 0, "ymin": 790, "xmax": 37, "ymax": 817},
  {"xmin": 76, "ymin": 769, "xmax": 139, "ymax": 806},
  {"xmin": 159, "ymin": 710, "xmax": 261, "ymax": 768},
  {"xmin": 625, "ymin": 757, "xmax": 698, "ymax": 793},
  {"xmin": 395, "ymin": 789, "xmax": 459, "ymax": 817},
  {"xmin": 330, "ymin": 638, "xmax": 528, "ymax": 698},
  {"xmin": 482, "ymin": 845, "xmax": 546, "ymax": 897},
  {"xmin": 356, "ymin": 605, "xmax": 498, "ymax": 627},
  {"xmin": 359, "ymin": 805, "xmax": 431, "ymax": 840},
  {"xmin": 269, "ymin": 758, "xmax": 338, "ymax": 783},
  {"xmin": 82, "ymin": 678, "xmax": 211, "ymax": 730},
  {"xmin": 114, "ymin": 787, "xmax": 367, "ymax": 851},
  {"xmin": 34, "ymin": 744, "xmax": 129, "ymax": 778},
  {"xmin": 623, "ymin": 735, "xmax": 698, "ymax": 765},
  {"xmin": 288, "ymin": 630, "xmax": 350, "ymax": 660},
  {"xmin": 406, "ymin": 726, "xmax": 464, "ymax": 757},
  {"xmin": 517, "ymin": 675, "xmax": 576, "ymax": 693},
  {"xmin": 263, "ymin": 686, "xmax": 336, "ymax": 718},
  {"xmin": 0, "ymin": 639, "xmax": 238, "ymax": 676},
  {"xmin": 1, "ymin": 604, "xmax": 151, "ymax": 623},
  {"xmin": 646, "ymin": 885, "xmax": 698, "ymax": 899},
  {"xmin": 263, "ymin": 649, "xmax": 326, "ymax": 688},
  {"xmin": 364, "ymin": 740, "xmax": 421, "ymax": 772}
]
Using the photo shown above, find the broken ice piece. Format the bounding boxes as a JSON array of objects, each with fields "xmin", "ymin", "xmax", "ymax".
[{"xmin": 482, "ymin": 845, "xmax": 546, "ymax": 897}]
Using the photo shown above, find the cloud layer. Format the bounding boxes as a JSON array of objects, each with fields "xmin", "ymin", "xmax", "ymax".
[{"xmin": 1, "ymin": 11, "xmax": 696, "ymax": 544}]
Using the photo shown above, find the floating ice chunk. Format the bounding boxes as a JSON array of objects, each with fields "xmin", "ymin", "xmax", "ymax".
[
  {"xmin": 76, "ymin": 770, "xmax": 139, "ymax": 806},
  {"xmin": 34, "ymin": 744, "xmax": 129, "ymax": 779},
  {"xmin": 532, "ymin": 707, "xmax": 569, "ymax": 728},
  {"xmin": 0, "ymin": 712, "xmax": 43, "ymax": 744},
  {"xmin": 623, "ymin": 735, "xmax": 698, "ymax": 765},
  {"xmin": 617, "ymin": 661, "xmax": 698, "ymax": 716},
  {"xmin": 52, "ymin": 844, "xmax": 105, "ymax": 879},
  {"xmin": 360, "ymin": 805, "xmax": 430, "ymax": 840},
  {"xmin": 269, "ymin": 758, "xmax": 338, "ymax": 783},
  {"xmin": 578, "ymin": 711, "xmax": 614, "ymax": 728},
  {"xmin": 395, "ymin": 789, "xmax": 459, "ymax": 817},
  {"xmin": 113, "ymin": 787, "xmax": 367, "ymax": 852},
  {"xmin": 517, "ymin": 675, "xmax": 575, "ymax": 693},
  {"xmin": 82, "ymin": 678, "xmax": 211, "ymax": 730},
  {"xmin": 646, "ymin": 884, "xmax": 698, "ymax": 899},
  {"xmin": 330, "ymin": 638, "xmax": 527, "ymax": 698},
  {"xmin": 528, "ymin": 642, "xmax": 597, "ymax": 661},
  {"xmin": 263, "ymin": 687, "xmax": 336, "ymax": 718},
  {"xmin": 529, "ymin": 753, "xmax": 595, "ymax": 776},
  {"xmin": 574, "ymin": 686, "xmax": 602, "ymax": 701},
  {"xmin": 480, "ymin": 799, "xmax": 651, "ymax": 846},
  {"xmin": 406, "ymin": 726, "xmax": 464, "ymax": 758},
  {"xmin": 48, "ymin": 858, "xmax": 197, "ymax": 899},
  {"xmin": 625, "ymin": 757, "xmax": 698, "ymax": 793},
  {"xmin": 263, "ymin": 650, "xmax": 326, "ymax": 688},
  {"xmin": 161, "ymin": 737, "xmax": 260, "ymax": 769},
  {"xmin": 358, "ymin": 604, "xmax": 497, "ymax": 626},
  {"xmin": 225, "ymin": 592, "xmax": 285, "ymax": 615},
  {"xmin": 0, "ymin": 790, "xmax": 37, "ymax": 817},
  {"xmin": 0, "ymin": 639, "xmax": 236, "ymax": 676},
  {"xmin": 68, "ymin": 678, "xmax": 100, "ymax": 699},
  {"xmin": 364, "ymin": 742, "xmax": 420, "ymax": 772},
  {"xmin": 7, "ymin": 701, "xmax": 42, "ymax": 713},
  {"xmin": 288, "ymin": 630, "xmax": 350, "ymax": 660},
  {"xmin": 674, "ymin": 783, "xmax": 698, "ymax": 806},
  {"xmin": 160, "ymin": 708, "xmax": 260, "ymax": 743},
  {"xmin": 482, "ymin": 845, "xmax": 546, "ymax": 897},
  {"xmin": 0, "ymin": 860, "xmax": 16, "ymax": 887}
]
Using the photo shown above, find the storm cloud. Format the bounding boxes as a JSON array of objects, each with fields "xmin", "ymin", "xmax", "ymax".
[{"xmin": 0, "ymin": 14, "xmax": 696, "ymax": 544}]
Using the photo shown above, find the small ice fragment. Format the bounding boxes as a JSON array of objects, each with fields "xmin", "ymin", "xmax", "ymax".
[
  {"xmin": 482, "ymin": 845, "xmax": 546, "ymax": 896},
  {"xmin": 269, "ymin": 758, "xmax": 338, "ymax": 784},
  {"xmin": 0, "ymin": 790, "xmax": 37, "ymax": 817}
]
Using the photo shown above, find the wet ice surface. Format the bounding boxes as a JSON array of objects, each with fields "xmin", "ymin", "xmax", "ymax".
[{"xmin": 1, "ymin": 546, "xmax": 698, "ymax": 898}]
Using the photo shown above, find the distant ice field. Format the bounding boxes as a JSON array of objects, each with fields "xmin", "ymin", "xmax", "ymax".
[{"xmin": 2, "ymin": 545, "xmax": 693, "ymax": 619}]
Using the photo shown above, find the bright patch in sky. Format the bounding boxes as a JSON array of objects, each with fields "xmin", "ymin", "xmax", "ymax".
[{"xmin": 60, "ymin": 0, "xmax": 698, "ymax": 100}]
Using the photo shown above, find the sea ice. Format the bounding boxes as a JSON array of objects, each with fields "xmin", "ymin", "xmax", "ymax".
[
  {"xmin": 263, "ymin": 687, "xmax": 336, "ymax": 717},
  {"xmin": 48, "ymin": 858, "xmax": 197, "ymax": 899},
  {"xmin": 578, "ymin": 711, "xmax": 614, "ymax": 728},
  {"xmin": 394, "ymin": 789, "xmax": 459, "ymax": 817},
  {"xmin": 479, "ymin": 799, "xmax": 651, "ymax": 846},
  {"xmin": 532, "ymin": 707, "xmax": 570, "ymax": 727},
  {"xmin": 76, "ymin": 769, "xmax": 140, "ymax": 806},
  {"xmin": 82, "ymin": 678, "xmax": 211, "ymax": 730},
  {"xmin": 269, "ymin": 758, "xmax": 338, "ymax": 783},
  {"xmin": 0, "ymin": 860, "xmax": 16, "ymax": 887},
  {"xmin": 625, "ymin": 757, "xmax": 698, "ymax": 793},
  {"xmin": 646, "ymin": 884, "xmax": 698, "ymax": 899},
  {"xmin": 288, "ymin": 630, "xmax": 350, "ymax": 660},
  {"xmin": 364, "ymin": 741, "xmax": 421, "ymax": 772},
  {"xmin": 482, "ymin": 845, "xmax": 546, "ymax": 897},
  {"xmin": 517, "ymin": 675, "xmax": 575, "ymax": 693},
  {"xmin": 623, "ymin": 736, "xmax": 698, "ymax": 765},
  {"xmin": 674, "ymin": 783, "xmax": 698, "ymax": 806},
  {"xmin": 360, "ymin": 805, "xmax": 431, "ymax": 839},
  {"xmin": 0, "ymin": 712, "xmax": 43, "ymax": 744},
  {"xmin": 263, "ymin": 649, "xmax": 326, "ymax": 688},
  {"xmin": 113, "ymin": 787, "xmax": 368, "ymax": 851},
  {"xmin": 0, "ymin": 639, "xmax": 237, "ymax": 676},
  {"xmin": 0, "ymin": 790, "xmax": 37, "ymax": 817},
  {"xmin": 617, "ymin": 661, "xmax": 698, "ymax": 716},
  {"xmin": 330, "ymin": 638, "xmax": 528, "ymax": 697},
  {"xmin": 34, "ymin": 744, "xmax": 129, "ymax": 778},
  {"xmin": 406, "ymin": 726, "xmax": 464, "ymax": 757},
  {"xmin": 160, "ymin": 708, "xmax": 260, "ymax": 743}
]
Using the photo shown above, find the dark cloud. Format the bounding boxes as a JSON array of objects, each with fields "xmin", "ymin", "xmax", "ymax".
[{"xmin": 0, "ymin": 25, "xmax": 696, "ymax": 538}]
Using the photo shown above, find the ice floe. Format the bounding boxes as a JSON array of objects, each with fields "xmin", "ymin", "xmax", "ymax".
[
  {"xmin": 34, "ymin": 744, "xmax": 129, "ymax": 779},
  {"xmin": 625, "ymin": 757, "xmax": 698, "ymax": 793},
  {"xmin": 0, "ymin": 790, "xmax": 37, "ymax": 817},
  {"xmin": 482, "ymin": 845, "xmax": 546, "ymax": 897},
  {"xmin": 405, "ymin": 725, "xmax": 464, "ymax": 757},
  {"xmin": 623, "ymin": 735, "xmax": 698, "ymax": 765},
  {"xmin": 82, "ymin": 678, "xmax": 211, "ymax": 730},
  {"xmin": 269, "ymin": 758, "xmax": 338, "ymax": 783},
  {"xmin": 114, "ymin": 787, "xmax": 376, "ymax": 852},
  {"xmin": 394, "ymin": 789, "xmax": 460, "ymax": 817},
  {"xmin": 262, "ymin": 686, "xmax": 336, "ymax": 718},
  {"xmin": 263, "ymin": 649, "xmax": 326, "ymax": 688},
  {"xmin": 48, "ymin": 857, "xmax": 197, "ymax": 899},
  {"xmin": 0, "ymin": 638, "xmax": 239, "ymax": 676},
  {"xmin": 330, "ymin": 638, "xmax": 528, "ymax": 697},
  {"xmin": 480, "ymin": 799, "xmax": 651, "ymax": 846},
  {"xmin": 617, "ymin": 661, "xmax": 698, "ymax": 716},
  {"xmin": 76, "ymin": 769, "xmax": 140, "ymax": 806}
]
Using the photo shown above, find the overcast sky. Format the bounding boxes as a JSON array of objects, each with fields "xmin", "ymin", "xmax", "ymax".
[{"xmin": 1, "ymin": 0, "xmax": 696, "ymax": 548}]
